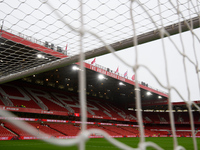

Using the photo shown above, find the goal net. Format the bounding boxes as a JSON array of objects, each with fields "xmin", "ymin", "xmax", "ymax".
[{"xmin": 0, "ymin": 0, "xmax": 200, "ymax": 150}]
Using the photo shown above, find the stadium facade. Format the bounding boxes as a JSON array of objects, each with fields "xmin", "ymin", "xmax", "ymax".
[{"xmin": 0, "ymin": 29, "xmax": 200, "ymax": 140}]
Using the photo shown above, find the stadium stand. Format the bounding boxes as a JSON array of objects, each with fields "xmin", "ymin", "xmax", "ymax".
[
  {"xmin": 0, "ymin": 81, "xmax": 200, "ymax": 140},
  {"xmin": 0, "ymin": 82, "xmax": 138, "ymax": 119},
  {"xmin": 0, "ymin": 125, "xmax": 16, "ymax": 137},
  {"xmin": 0, "ymin": 84, "xmax": 41, "ymax": 109},
  {"xmin": 0, "ymin": 97, "xmax": 5, "ymax": 106},
  {"xmin": 48, "ymin": 123, "xmax": 80, "ymax": 136},
  {"xmin": 30, "ymin": 123, "xmax": 65, "ymax": 137},
  {"xmin": 3, "ymin": 121, "xmax": 32, "ymax": 137}
]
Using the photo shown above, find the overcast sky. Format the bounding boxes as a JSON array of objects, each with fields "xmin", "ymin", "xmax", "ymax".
[{"xmin": 87, "ymin": 28, "xmax": 200, "ymax": 102}]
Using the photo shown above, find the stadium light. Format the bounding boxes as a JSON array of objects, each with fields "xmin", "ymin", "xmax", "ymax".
[
  {"xmin": 72, "ymin": 65, "xmax": 79, "ymax": 70},
  {"xmin": 37, "ymin": 54, "xmax": 45, "ymax": 59},
  {"xmin": 98, "ymin": 74, "xmax": 105, "ymax": 80},
  {"xmin": 119, "ymin": 82, "xmax": 126, "ymax": 86},
  {"xmin": 146, "ymin": 91, "xmax": 152, "ymax": 96}
]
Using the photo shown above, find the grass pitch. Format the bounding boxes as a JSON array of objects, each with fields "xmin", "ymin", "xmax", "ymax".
[{"xmin": 0, "ymin": 137, "xmax": 199, "ymax": 150}]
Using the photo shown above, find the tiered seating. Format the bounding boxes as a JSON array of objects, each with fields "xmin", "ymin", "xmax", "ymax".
[
  {"xmin": 103, "ymin": 126, "xmax": 158, "ymax": 137},
  {"xmin": 0, "ymin": 98, "xmax": 5, "ymax": 106},
  {"xmin": 87, "ymin": 125, "xmax": 99, "ymax": 129},
  {"xmin": 49, "ymin": 123, "xmax": 80, "ymax": 136},
  {"xmin": 1, "ymin": 120, "xmax": 200, "ymax": 138},
  {"xmin": 174, "ymin": 112, "xmax": 188, "ymax": 122},
  {"xmin": 179, "ymin": 112, "xmax": 190, "ymax": 122},
  {"xmin": 30, "ymin": 123, "xmax": 64, "ymax": 137},
  {"xmin": 3, "ymin": 122, "xmax": 65, "ymax": 137},
  {"xmin": 97, "ymin": 126, "xmax": 118, "ymax": 136},
  {"xmin": 49, "ymin": 124, "xmax": 142, "ymax": 137},
  {"xmin": 3, "ymin": 122, "xmax": 32, "ymax": 136},
  {"xmin": 176, "ymin": 131, "xmax": 191, "ymax": 137},
  {"xmin": 158, "ymin": 113, "xmax": 169, "ymax": 122},
  {"xmin": 118, "ymin": 127, "xmax": 135, "ymax": 135},
  {"xmin": 119, "ymin": 126, "xmax": 139, "ymax": 135},
  {"xmin": 122, "ymin": 110, "xmax": 137, "ymax": 120},
  {"xmin": 0, "ymin": 125, "xmax": 16, "ymax": 137},
  {"xmin": 0, "ymin": 85, "xmax": 40, "ymax": 109},
  {"xmin": 104, "ymin": 103, "xmax": 125, "ymax": 119},
  {"xmin": 107, "ymin": 126, "xmax": 128, "ymax": 136},
  {"xmin": 100, "ymin": 126, "xmax": 127, "ymax": 136},
  {"xmin": 61, "ymin": 124, "xmax": 80, "ymax": 136},
  {"xmin": 12, "ymin": 100, "xmax": 40, "ymax": 109},
  {"xmin": 88, "ymin": 101, "xmax": 112, "ymax": 117},
  {"xmin": 175, "ymin": 126, "xmax": 192, "ymax": 137},
  {"xmin": 193, "ymin": 112, "xmax": 200, "ymax": 122},
  {"xmin": 155, "ymin": 130, "xmax": 169, "ymax": 135},
  {"xmin": 196, "ymin": 131, "xmax": 200, "ymax": 136},
  {"xmin": 70, "ymin": 107, "xmax": 80, "ymax": 113},
  {"xmin": 0, "ymin": 82, "xmax": 199, "ymax": 126},
  {"xmin": 145, "ymin": 126, "xmax": 170, "ymax": 136},
  {"xmin": 143, "ymin": 112, "xmax": 160, "ymax": 122},
  {"xmin": 144, "ymin": 129, "xmax": 158, "ymax": 136},
  {"xmin": 38, "ymin": 97, "xmax": 68, "ymax": 112}
]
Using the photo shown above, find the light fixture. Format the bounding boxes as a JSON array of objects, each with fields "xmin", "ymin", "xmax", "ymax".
[
  {"xmin": 37, "ymin": 54, "xmax": 45, "ymax": 59},
  {"xmin": 119, "ymin": 82, "xmax": 125, "ymax": 86},
  {"xmin": 146, "ymin": 91, "xmax": 152, "ymax": 96},
  {"xmin": 72, "ymin": 65, "xmax": 79, "ymax": 70},
  {"xmin": 98, "ymin": 74, "xmax": 105, "ymax": 80},
  {"xmin": 158, "ymin": 96, "xmax": 162, "ymax": 99}
]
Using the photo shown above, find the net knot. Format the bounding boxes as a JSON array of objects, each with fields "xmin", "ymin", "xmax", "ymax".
[
  {"xmin": 133, "ymin": 65, "xmax": 139, "ymax": 72},
  {"xmin": 186, "ymin": 101, "xmax": 192, "ymax": 107},
  {"xmin": 160, "ymin": 28, "xmax": 166, "ymax": 35},
  {"xmin": 195, "ymin": 65, "xmax": 199, "ymax": 73},
  {"xmin": 79, "ymin": 130, "xmax": 90, "ymax": 142}
]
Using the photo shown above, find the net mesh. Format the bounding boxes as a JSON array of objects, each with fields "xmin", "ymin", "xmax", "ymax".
[{"xmin": 0, "ymin": 0, "xmax": 200, "ymax": 150}]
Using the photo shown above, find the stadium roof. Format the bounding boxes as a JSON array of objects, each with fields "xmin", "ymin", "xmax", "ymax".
[
  {"xmin": 22, "ymin": 62, "xmax": 168, "ymax": 108},
  {"xmin": 1, "ymin": 28, "xmax": 200, "ymax": 111},
  {"xmin": 0, "ymin": 29, "xmax": 168, "ymax": 110}
]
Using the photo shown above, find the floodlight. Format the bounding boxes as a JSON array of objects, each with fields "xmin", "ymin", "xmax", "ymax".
[
  {"xmin": 72, "ymin": 66, "xmax": 79, "ymax": 70},
  {"xmin": 98, "ymin": 74, "xmax": 104, "ymax": 80},
  {"xmin": 37, "ymin": 54, "xmax": 45, "ymax": 59},
  {"xmin": 119, "ymin": 82, "xmax": 125, "ymax": 86},
  {"xmin": 146, "ymin": 91, "xmax": 152, "ymax": 96}
]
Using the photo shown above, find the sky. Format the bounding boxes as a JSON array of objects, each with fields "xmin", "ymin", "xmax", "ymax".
[
  {"xmin": 87, "ymin": 28, "xmax": 200, "ymax": 102},
  {"xmin": 0, "ymin": 0, "xmax": 200, "ymax": 102}
]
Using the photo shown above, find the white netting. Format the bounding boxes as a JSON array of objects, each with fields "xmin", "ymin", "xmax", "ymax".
[{"xmin": 0, "ymin": 0, "xmax": 200, "ymax": 150}]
